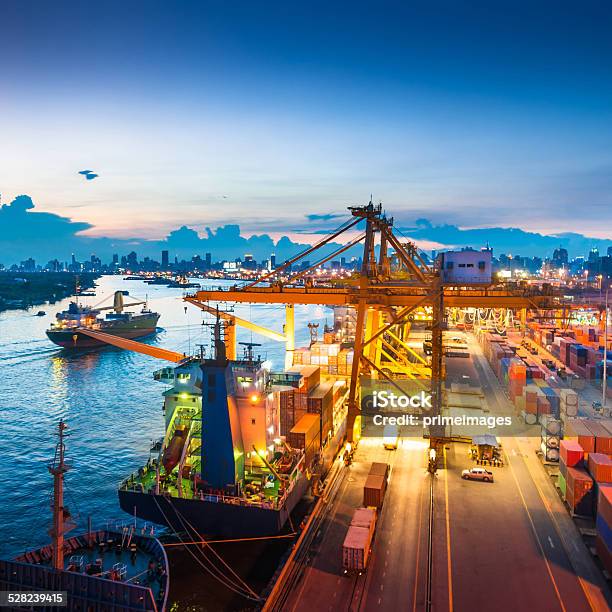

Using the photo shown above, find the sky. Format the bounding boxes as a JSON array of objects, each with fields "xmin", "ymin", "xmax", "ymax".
[{"xmin": 1, "ymin": 0, "xmax": 612, "ymax": 254}]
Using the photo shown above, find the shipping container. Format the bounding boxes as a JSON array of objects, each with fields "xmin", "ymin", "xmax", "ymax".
[
  {"xmin": 350, "ymin": 507, "xmax": 377, "ymax": 529},
  {"xmin": 598, "ymin": 485, "xmax": 612, "ymax": 528},
  {"xmin": 585, "ymin": 421, "xmax": 612, "ymax": 455},
  {"xmin": 564, "ymin": 419, "xmax": 596, "ymax": 455},
  {"xmin": 566, "ymin": 467, "xmax": 594, "ymax": 517},
  {"xmin": 363, "ymin": 473, "xmax": 387, "ymax": 509},
  {"xmin": 286, "ymin": 365, "xmax": 321, "ymax": 394},
  {"xmin": 369, "ymin": 462, "xmax": 390, "ymax": 480},
  {"xmin": 342, "ymin": 525, "xmax": 373, "ymax": 573},
  {"xmin": 558, "ymin": 472, "xmax": 567, "ymax": 499},
  {"xmin": 588, "ymin": 453, "xmax": 612, "ymax": 484},
  {"xmin": 287, "ymin": 413, "xmax": 321, "ymax": 450},
  {"xmin": 597, "ymin": 514, "xmax": 612, "ymax": 554},
  {"xmin": 559, "ymin": 439, "xmax": 584, "ymax": 468}
]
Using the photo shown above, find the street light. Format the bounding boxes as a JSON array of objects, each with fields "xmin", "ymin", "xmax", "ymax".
[{"xmin": 604, "ymin": 285, "xmax": 609, "ymax": 411}]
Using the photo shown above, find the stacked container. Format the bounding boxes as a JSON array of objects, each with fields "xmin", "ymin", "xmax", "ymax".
[
  {"xmin": 559, "ymin": 389, "xmax": 578, "ymax": 420},
  {"xmin": 559, "ymin": 439, "xmax": 584, "ymax": 499},
  {"xmin": 596, "ymin": 486, "xmax": 612, "ymax": 575},
  {"xmin": 287, "ymin": 413, "xmax": 321, "ymax": 467},
  {"xmin": 307, "ymin": 381, "xmax": 334, "ymax": 443},
  {"xmin": 564, "ymin": 419, "xmax": 595, "ymax": 457},
  {"xmin": 585, "ymin": 421, "xmax": 612, "ymax": 455},
  {"xmin": 565, "ymin": 467, "xmax": 594, "ymax": 517},
  {"xmin": 541, "ymin": 416, "xmax": 561, "ymax": 462}
]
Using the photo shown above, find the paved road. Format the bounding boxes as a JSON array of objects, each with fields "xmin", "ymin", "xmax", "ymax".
[
  {"xmin": 282, "ymin": 331, "xmax": 609, "ymax": 612},
  {"xmin": 287, "ymin": 436, "xmax": 430, "ymax": 612}
]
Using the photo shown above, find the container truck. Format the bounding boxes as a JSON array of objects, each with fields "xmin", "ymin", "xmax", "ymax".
[{"xmin": 342, "ymin": 507, "xmax": 377, "ymax": 575}]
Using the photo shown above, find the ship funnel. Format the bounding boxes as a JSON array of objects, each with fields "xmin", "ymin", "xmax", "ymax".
[{"xmin": 113, "ymin": 291, "xmax": 124, "ymax": 313}]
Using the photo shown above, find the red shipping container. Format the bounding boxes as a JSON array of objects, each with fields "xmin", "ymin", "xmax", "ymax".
[
  {"xmin": 537, "ymin": 396, "xmax": 551, "ymax": 415},
  {"xmin": 559, "ymin": 439, "xmax": 584, "ymax": 468},
  {"xmin": 598, "ymin": 485, "xmax": 612, "ymax": 528},
  {"xmin": 588, "ymin": 453, "xmax": 612, "ymax": 484},
  {"xmin": 564, "ymin": 419, "xmax": 596, "ymax": 455},
  {"xmin": 364, "ymin": 474, "xmax": 386, "ymax": 509},
  {"xmin": 585, "ymin": 421, "xmax": 612, "ymax": 455},
  {"xmin": 566, "ymin": 467, "xmax": 594, "ymax": 516}
]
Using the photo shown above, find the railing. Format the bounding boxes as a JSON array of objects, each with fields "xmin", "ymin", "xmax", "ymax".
[{"xmin": 121, "ymin": 451, "xmax": 306, "ymax": 511}]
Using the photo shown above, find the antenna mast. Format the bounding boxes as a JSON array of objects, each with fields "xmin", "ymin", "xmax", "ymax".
[{"xmin": 48, "ymin": 420, "xmax": 70, "ymax": 571}]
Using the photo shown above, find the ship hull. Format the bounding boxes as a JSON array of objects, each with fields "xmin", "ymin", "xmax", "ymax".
[
  {"xmin": 46, "ymin": 315, "xmax": 160, "ymax": 348},
  {"xmin": 118, "ymin": 473, "xmax": 310, "ymax": 538}
]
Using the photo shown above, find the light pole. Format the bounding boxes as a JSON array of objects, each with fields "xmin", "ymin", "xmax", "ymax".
[{"xmin": 604, "ymin": 286, "xmax": 609, "ymax": 411}]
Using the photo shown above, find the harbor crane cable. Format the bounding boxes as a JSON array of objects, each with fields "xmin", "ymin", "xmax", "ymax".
[
  {"xmin": 151, "ymin": 496, "xmax": 261, "ymax": 601},
  {"xmin": 168, "ymin": 502, "xmax": 262, "ymax": 601}
]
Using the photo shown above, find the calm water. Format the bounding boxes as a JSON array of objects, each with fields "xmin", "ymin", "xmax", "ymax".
[{"xmin": 0, "ymin": 275, "xmax": 328, "ymax": 558}]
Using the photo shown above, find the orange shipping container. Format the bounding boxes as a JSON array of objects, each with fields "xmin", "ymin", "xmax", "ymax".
[
  {"xmin": 588, "ymin": 453, "xmax": 612, "ymax": 484},
  {"xmin": 564, "ymin": 419, "xmax": 596, "ymax": 455},
  {"xmin": 585, "ymin": 421, "xmax": 612, "ymax": 455}
]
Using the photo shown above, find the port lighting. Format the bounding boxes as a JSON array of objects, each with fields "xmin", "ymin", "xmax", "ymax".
[{"xmin": 250, "ymin": 394, "xmax": 259, "ymax": 403}]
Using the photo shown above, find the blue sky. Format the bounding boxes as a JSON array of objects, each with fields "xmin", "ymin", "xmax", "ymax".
[{"xmin": 1, "ymin": 0, "xmax": 611, "ymax": 245}]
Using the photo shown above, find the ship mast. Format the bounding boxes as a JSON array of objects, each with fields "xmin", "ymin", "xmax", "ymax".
[{"xmin": 48, "ymin": 420, "xmax": 69, "ymax": 571}]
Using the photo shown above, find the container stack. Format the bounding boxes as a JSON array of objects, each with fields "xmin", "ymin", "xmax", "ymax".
[
  {"xmin": 307, "ymin": 381, "xmax": 334, "ymax": 442},
  {"xmin": 564, "ymin": 419, "xmax": 595, "ymax": 457},
  {"xmin": 559, "ymin": 439, "xmax": 584, "ymax": 500},
  {"xmin": 293, "ymin": 343, "xmax": 354, "ymax": 376},
  {"xmin": 540, "ymin": 416, "xmax": 562, "ymax": 462},
  {"xmin": 559, "ymin": 389, "xmax": 578, "ymax": 421},
  {"xmin": 287, "ymin": 413, "xmax": 321, "ymax": 467},
  {"xmin": 565, "ymin": 466, "xmax": 594, "ymax": 517},
  {"xmin": 596, "ymin": 486, "xmax": 612, "ymax": 576}
]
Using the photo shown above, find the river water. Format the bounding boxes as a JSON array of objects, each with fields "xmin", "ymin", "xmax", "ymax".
[{"xmin": 0, "ymin": 275, "xmax": 329, "ymax": 559}]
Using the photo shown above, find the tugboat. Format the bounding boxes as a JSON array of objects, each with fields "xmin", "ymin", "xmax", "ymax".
[
  {"xmin": 46, "ymin": 291, "xmax": 160, "ymax": 348},
  {"xmin": 0, "ymin": 421, "xmax": 169, "ymax": 611}
]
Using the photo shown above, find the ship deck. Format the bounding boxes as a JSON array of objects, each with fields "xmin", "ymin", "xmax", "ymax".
[{"xmin": 130, "ymin": 468, "xmax": 283, "ymax": 503}]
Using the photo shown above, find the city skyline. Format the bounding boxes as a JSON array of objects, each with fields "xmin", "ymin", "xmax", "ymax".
[
  {"xmin": 2, "ymin": 2, "xmax": 612, "ymax": 240},
  {"xmin": 1, "ymin": 193, "xmax": 611, "ymax": 268}
]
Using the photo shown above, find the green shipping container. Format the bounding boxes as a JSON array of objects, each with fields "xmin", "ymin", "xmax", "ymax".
[{"xmin": 558, "ymin": 472, "xmax": 567, "ymax": 499}]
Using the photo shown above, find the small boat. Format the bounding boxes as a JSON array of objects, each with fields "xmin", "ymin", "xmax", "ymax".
[
  {"xmin": 0, "ymin": 421, "xmax": 170, "ymax": 611},
  {"xmin": 35, "ymin": 310, "xmax": 46, "ymax": 317}
]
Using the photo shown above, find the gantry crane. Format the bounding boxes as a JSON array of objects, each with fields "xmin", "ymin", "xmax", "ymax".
[{"xmin": 187, "ymin": 201, "xmax": 564, "ymax": 445}]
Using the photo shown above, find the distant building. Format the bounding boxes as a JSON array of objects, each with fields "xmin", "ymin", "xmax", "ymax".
[
  {"xmin": 127, "ymin": 251, "xmax": 138, "ymax": 269},
  {"xmin": 270, "ymin": 253, "xmax": 276, "ymax": 269},
  {"xmin": 552, "ymin": 246, "xmax": 568, "ymax": 267},
  {"xmin": 205, "ymin": 252, "xmax": 212, "ymax": 269},
  {"xmin": 161, "ymin": 250, "xmax": 169, "ymax": 269}
]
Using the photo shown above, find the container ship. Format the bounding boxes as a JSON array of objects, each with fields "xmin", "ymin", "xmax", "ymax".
[
  {"xmin": 46, "ymin": 291, "xmax": 160, "ymax": 349},
  {"xmin": 119, "ymin": 320, "xmax": 349, "ymax": 538},
  {"xmin": 0, "ymin": 422, "xmax": 169, "ymax": 612}
]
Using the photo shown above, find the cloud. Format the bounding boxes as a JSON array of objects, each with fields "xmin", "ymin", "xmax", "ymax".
[
  {"xmin": 305, "ymin": 213, "xmax": 345, "ymax": 222},
  {"xmin": 0, "ymin": 194, "xmax": 610, "ymax": 267}
]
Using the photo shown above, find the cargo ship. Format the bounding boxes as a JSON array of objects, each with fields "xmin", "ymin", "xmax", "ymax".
[
  {"xmin": 119, "ymin": 320, "xmax": 349, "ymax": 538},
  {"xmin": 0, "ymin": 421, "xmax": 169, "ymax": 612},
  {"xmin": 46, "ymin": 291, "xmax": 160, "ymax": 348}
]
